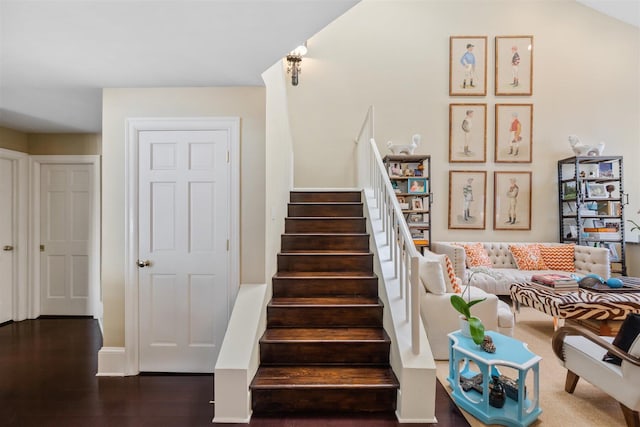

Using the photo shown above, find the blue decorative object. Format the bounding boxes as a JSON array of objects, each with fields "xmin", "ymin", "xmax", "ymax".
[
  {"xmin": 585, "ymin": 273, "xmax": 605, "ymax": 283},
  {"xmin": 606, "ymin": 278, "xmax": 624, "ymax": 288}
]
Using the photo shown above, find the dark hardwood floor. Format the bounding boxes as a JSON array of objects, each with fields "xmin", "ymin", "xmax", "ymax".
[{"xmin": 0, "ymin": 318, "xmax": 469, "ymax": 426}]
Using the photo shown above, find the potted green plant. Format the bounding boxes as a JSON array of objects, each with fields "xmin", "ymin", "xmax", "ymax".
[
  {"xmin": 450, "ymin": 267, "xmax": 500, "ymax": 345},
  {"xmin": 450, "ymin": 293, "xmax": 486, "ymax": 345}
]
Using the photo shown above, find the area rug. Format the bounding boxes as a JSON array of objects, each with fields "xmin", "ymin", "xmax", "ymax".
[{"xmin": 435, "ymin": 306, "xmax": 626, "ymax": 426}]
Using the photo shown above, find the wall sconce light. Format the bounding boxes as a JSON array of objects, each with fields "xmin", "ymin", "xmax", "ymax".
[{"xmin": 286, "ymin": 43, "xmax": 307, "ymax": 86}]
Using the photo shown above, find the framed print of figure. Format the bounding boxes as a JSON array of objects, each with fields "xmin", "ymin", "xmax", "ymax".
[
  {"xmin": 494, "ymin": 171, "xmax": 532, "ymax": 230},
  {"xmin": 495, "ymin": 35, "xmax": 533, "ymax": 96},
  {"xmin": 449, "ymin": 36, "xmax": 487, "ymax": 96},
  {"xmin": 495, "ymin": 104, "xmax": 533, "ymax": 163},
  {"xmin": 448, "ymin": 170, "xmax": 486, "ymax": 230},
  {"xmin": 449, "ymin": 103, "xmax": 487, "ymax": 163}
]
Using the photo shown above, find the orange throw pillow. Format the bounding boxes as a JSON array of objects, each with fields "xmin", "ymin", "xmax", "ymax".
[
  {"xmin": 444, "ymin": 255, "xmax": 462, "ymax": 293},
  {"xmin": 539, "ymin": 244, "xmax": 576, "ymax": 272},
  {"xmin": 509, "ymin": 244, "xmax": 548, "ymax": 270},
  {"xmin": 461, "ymin": 243, "xmax": 493, "ymax": 268}
]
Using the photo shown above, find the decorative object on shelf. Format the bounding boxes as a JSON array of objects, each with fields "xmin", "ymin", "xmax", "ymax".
[
  {"xmin": 489, "ymin": 376, "xmax": 506, "ymax": 408},
  {"xmin": 493, "ymin": 171, "xmax": 532, "ymax": 230},
  {"xmin": 495, "ymin": 104, "xmax": 533, "ymax": 163},
  {"xmin": 387, "ymin": 134, "xmax": 421, "ymax": 155},
  {"xmin": 449, "ymin": 36, "xmax": 487, "ymax": 96},
  {"xmin": 481, "ymin": 335, "xmax": 496, "ymax": 353},
  {"xmin": 286, "ymin": 43, "xmax": 307, "ymax": 86},
  {"xmin": 495, "ymin": 35, "xmax": 533, "ymax": 96},
  {"xmin": 448, "ymin": 170, "xmax": 487, "ymax": 230},
  {"xmin": 567, "ymin": 135, "xmax": 605, "ymax": 157},
  {"xmin": 449, "ymin": 103, "xmax": 487, "ymax": 163}
]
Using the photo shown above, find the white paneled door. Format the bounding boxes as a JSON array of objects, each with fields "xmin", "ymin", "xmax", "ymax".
[
  {"xmin": 138, "ymin": 130, "xmax": 229, "ymax": 373},
  {"xmin": 40, "ymin": 164, "xmax": 94, "ymax": 315},
  {"xmin": 0, "ymin": 158, "xmax": 15, "ymax": 323}
]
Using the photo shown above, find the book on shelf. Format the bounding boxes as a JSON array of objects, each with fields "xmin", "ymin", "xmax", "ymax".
[{"xmin": 531, "ymin": 274, "xmax": 579, "ymax": 290}]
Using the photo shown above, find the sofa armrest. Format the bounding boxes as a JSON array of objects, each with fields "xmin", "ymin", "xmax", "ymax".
[
  {"xmin": 574, "ymin": 245, "xmax": 610, "ymax": 279},
  {"xmin": 552, "ymin": 325, "xmax": 640, "ymax": 367},
  {"xmin": 420, "ymin": 285, "xmax": 498, "ymax": 360},
  {"xmin": 431, "ymin": 242, "xmax": 466, "ymax": 279}
]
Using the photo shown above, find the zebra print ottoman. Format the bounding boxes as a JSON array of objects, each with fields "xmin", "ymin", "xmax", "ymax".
[{"xmin": 510, "ymin": 281, "xmax": 640, "ymax": 323}]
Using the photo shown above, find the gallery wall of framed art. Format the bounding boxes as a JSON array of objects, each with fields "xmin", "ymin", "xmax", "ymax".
[{"xmin": 448, "ymin": 35, "xmax": 534, "ymax": 231}]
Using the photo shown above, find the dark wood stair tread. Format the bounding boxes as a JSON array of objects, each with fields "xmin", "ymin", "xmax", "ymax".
[
  {"xmin": 270, "ymin": 297, "xmax": 380, "ymax": 306},
  {"xmin": 273, "ymin": 271, "xmax": 376, "ymax": 278},
  {"xmin": 251, "ymin": 366, "xmax": 399, "ymax": 388},
  {"xmin": 284, "ymin": 233, "xmax": 368, "ymax": 237},
  {"xmin": 262, "ymin": 328, "xmax": 389, "ymax": 342},
  {"xmin": 279, "ymin": 250, "xmax": 373, "ymax": 254}
]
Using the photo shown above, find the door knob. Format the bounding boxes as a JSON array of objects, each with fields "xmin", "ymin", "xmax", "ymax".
[
  {"xmin": 3, "ymin": 245, "xmax": 13, "ymax": 251},
  {"xmin": 137, "ymin": 259, "xmax": 151, "ymax": 268}
]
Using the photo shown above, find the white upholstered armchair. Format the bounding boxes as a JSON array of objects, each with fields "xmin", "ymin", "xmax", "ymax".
[{"xmin": 552, "ymin": 324, "xmax": 640, "ymax": 427}]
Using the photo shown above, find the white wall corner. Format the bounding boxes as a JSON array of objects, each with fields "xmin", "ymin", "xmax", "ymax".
[
  {"xmin": 212, "ymin": 370, "xmax": 252, "ymax": 423},
  {"xmin": 96, "ymin": 347, "xmax": 126, "ymax": 376}
]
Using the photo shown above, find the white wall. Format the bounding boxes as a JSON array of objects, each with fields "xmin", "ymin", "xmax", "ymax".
[
  {"xmin": 101, "ymin": 87, "xmax": 266, "ymax": 346},
  {"xmin": 287, "ymin": 0, "xmax": 640, "ymax": 248},
  {"xmin": 263, "ymin": 61, "xmax": 295, "ymax": 280}
]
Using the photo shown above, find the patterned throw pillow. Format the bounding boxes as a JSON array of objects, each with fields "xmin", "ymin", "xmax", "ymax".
[
  {"xmin": 509, "ymin": 244, "xmax": 548, "ymax": 270},
  {"xmin": 444, "ymin": 255, "xmax": 462, "ymax": 293},
  {"xmin": 461, "ymin": 242, "xmax": 493, "ymax": 268},
  {"xmin": 539, "ymin": 244, "xmax": 575, "ymax": 272}
]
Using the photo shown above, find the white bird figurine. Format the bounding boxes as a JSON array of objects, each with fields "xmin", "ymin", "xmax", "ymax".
[
  {"xmin": 387, "ymin": 134, "xmax": 421, "ymax": 155},
  {"xmin": 567, "ymin": 135, "xmax": 605, "ymax": 156}
]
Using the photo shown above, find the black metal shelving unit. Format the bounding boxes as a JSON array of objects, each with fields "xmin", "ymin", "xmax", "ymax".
[{"xmin": 558, "ymin": 156, "xmax": 626, "ymax": 275}]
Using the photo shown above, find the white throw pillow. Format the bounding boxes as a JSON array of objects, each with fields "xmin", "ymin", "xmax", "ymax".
[
  {"xmin": 419, "ymin": 258, "xmax": 447, "ymax": 295},
  {"xmin": 422, "ymin": 251, "xmax": 457, "ymax": 293}
]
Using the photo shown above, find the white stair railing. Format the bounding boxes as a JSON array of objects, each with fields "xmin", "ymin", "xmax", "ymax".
[{"xmin": 355, "ymin": 107, "xmax": 421, "ymax": 355}]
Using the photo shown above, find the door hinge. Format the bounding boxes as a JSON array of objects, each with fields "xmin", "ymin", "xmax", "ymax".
[
  {"xmin": 226, "ymin": 151, "xmax": 230, "ymax": 163},
  {"xmin": 40, "ymin": 244, "xmax": 45, "ymax": 252},
  {"xmin": 226, "ymin": 240, "xmax": 230, "ymax": 251}
]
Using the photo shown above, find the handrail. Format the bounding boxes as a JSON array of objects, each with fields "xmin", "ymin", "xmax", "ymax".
[
  {"xmin": 355, "ymin": 105, "xmax": 375, "ymax": 145},
  {"xmin": 355, "ymin": 107, "xmax": 421, "ymax": 355}
]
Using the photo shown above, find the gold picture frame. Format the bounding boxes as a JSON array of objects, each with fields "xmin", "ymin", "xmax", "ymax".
[
  {"xmin": 495, "ymin": 104, "xmax": 533, "ymax": 163},
  {"xmin": 495, "ymin": 35, "xmax": 534, "ymax": 96},
  {"xmin": 494, "ymin": 171, "xmax": 532, "ymax": 230},
  {"xmin": 448, "ymin": 170, "xmax": 486, "ymax": 230},
  {"xmin": 449, "ymin": 103, "xmax": 487, "ymax": 163},
  {"xmin": 449, "ymin": 36, "xmax": 487, "ymax": 96}
]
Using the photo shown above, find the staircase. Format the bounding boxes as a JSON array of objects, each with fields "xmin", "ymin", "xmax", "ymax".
[{"xmin": 250, "ymin": 191, "xmax": 399, "ymax": 413}]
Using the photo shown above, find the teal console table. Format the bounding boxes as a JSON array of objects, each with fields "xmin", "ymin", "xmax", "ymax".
[{"xmin": 447, "ymin": 331, "xmax": 542, "ymax": 427}]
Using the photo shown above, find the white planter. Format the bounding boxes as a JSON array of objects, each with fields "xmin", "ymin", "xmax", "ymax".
[{"xmin": 459, "ymin": 315, "xmax": 471, "ymax": 338}]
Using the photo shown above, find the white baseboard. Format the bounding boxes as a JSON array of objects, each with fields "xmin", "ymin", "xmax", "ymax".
[
  {"xmin": 96, "ymin": 346, "xmax": 126, "ymax": 376},
  {"xmin": 292, "ymin": 187, "xmax": 362, "ymax": 192}
]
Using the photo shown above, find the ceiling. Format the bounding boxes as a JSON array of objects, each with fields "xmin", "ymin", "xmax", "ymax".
[
  {"xmin": 0, "ymin": 0, "xmax": 637, "ymax": 134},
  {"xmin": 0, "ymin": 0, "xmax": 359, "ymax": 133}
]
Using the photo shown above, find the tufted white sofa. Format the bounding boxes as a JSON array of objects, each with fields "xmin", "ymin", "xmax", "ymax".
[{"xmin": 431, "ymin": 242, "xmax": 610, "ymax": 296}]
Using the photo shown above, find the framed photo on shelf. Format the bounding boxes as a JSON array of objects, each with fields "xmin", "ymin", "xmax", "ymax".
[
  {"xmin": 449, "ymin": 36, "xmax": 487, "ymax": 96},
  {"xmin": 598, "ymin": 162, "xmax": 614, "ymax": 178},
  {"xmin": 494, "ymin": 171, "xmax": 532, "ymax": 230},
  {"xmin": 562, "ymin": 181, "xmax": 577, "ymax": 199},
  {"xmin": 495, "ymin": 35, "xmax": 533, "ymax": 96},
  {"xmin": 586, "ymin": 183, "xmax": 607, "ymax": 198},
  {"xmin": 495, "ymin": 104, "xmax": 533, "ymax": 163},
  {"xmin": 449, "ymin": 103, "xmax": 487, "ymax": 163},
  {"xmin": 408, "ymin": 177, "xmax": 428, "ymax": 194},
  {"xmin": 448, "ymin": 170, "xmax": 486, "ymax": 230},
  {"xmin": 407, "ymin": 213, "xmax": 423, "ymax": 223},
  {"xmin": 411, "ymin": 198, "xmax": 424, "ymax": 211}
]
